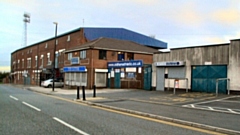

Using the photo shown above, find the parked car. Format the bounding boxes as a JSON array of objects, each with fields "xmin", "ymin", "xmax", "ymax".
[{"xmin": 41, "ymin": 79, "xmax": 64, "ymax": 88}]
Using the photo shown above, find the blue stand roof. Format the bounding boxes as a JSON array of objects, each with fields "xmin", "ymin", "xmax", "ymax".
[{"xmin": 83, "ymin": 28, "xmax": 167, "ymax": 49}]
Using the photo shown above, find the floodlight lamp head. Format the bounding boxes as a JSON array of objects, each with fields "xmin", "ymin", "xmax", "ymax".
[
  {"xmin": 53, "ymin": 22, "xmax": 58, "ymax": 25},
  {"xmin": 24, "ymin": 13, "xmax": 30, "ymax": 18}
]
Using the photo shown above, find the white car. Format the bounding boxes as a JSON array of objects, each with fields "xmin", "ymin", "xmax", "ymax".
[{"xmin": 41, "ymin": 79, "xmax": 64, "ymax": 88}]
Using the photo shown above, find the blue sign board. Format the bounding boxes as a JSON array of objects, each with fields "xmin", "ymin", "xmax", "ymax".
[
  {"xmin": 71, "ymin": 57, "xmax": 79, "ymax": 65},
  {"xmin": 107, "ymin": 60, "xmax": 143, "ymax": 68},
  {"xmin": 63, "ymin": 66, "xmax": 86, "ymax": 72}
]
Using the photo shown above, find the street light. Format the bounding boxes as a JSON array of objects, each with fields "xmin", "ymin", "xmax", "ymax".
[{"xmin": 52, "ymin": 22, "xmax": 58, "ymax": 91}]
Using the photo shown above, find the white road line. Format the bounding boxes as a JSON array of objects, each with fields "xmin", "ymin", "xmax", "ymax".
[
  {"xmin": 190, "ymin": 104, "xmax": 195, "ymax": 108},
  {"xmin": 208, "ymin": 107, "xmax": 214, "ymax": 110},
  {"xmin": 228, "ymin": 109, "xmax": 237, "ymax": 113},
  {"xmin": 9, "ymin": 95, "xmax": 18, "ymax": 101},
  {"xmin": 22, "ymin": 102, "xmax": 41, "ymax": 112},
  {"xmin": 194, "ymin": 96, "xmax": 240, "ymax": 105},
  {"xmin": 53, "ymin": 117, "xmax": 89, "ymax": 135}
]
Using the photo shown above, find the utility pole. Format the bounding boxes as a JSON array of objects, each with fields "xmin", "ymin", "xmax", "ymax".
[{"xmin": 52, "ymin": 22, "xmax": 58, "ymax": 91}]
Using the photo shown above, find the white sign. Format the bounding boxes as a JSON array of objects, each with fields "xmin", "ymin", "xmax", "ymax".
[
  {"xmin": 111, "ymin": 70, "xmax": 114, "ymax": 77},
  {"xmin": 204, "ymin": 61, "xmax": 212, "ymax": 65},
  {"xmin": 155, "ymin": 61, "xmax": 185, "ymax": 67},
  {"xmin": 138, "ymin": 67, "xmax": 142, "ymax": 73},
  {"xmin": 121, "ymin": 72, "xmax": 125, "ymax": 78}
]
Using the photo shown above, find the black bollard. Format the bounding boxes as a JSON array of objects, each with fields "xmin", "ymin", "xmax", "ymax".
[
  {"xmin": 77, "ymin": 86, "xmax": 80, "ymax": 99},
  {"xmin": 93, "ymin": 85, "xmax": 96, "ymax": 97},
  {"xmin": 82, "ymin": 86, "xmax": 86, "ymax": 101}
]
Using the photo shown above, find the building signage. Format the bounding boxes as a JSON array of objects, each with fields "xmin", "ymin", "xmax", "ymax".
[
  {"xmin": 63, "ymin": 66, "xmax": 86, "ymax": 72},
  {"xmin": 155, "ymin": 61, "xmax": 185, "ymax": 67},
  {"xmin": 71, "ymin": 57, "xmax": 79, "ymax": 65},
  {"xmin": 107, "ymin": 60, "xmax": 143, "ymax": 68}
]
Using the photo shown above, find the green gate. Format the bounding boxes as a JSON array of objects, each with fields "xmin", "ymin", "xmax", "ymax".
[
  {"xmin": 191, "ymin": 65, "xmax": 227, "ymax": 93},
  {"xmin": 143, "ymin": 65, "xmax": 152, "ymax": 90}
]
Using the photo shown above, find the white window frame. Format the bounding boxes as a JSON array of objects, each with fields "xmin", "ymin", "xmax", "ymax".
[
  {"xmin": 67, "ymin": 35, "xmax": 70, "ymax": 42},
  {"xmin": 35, "ymin": 56, "xmax": 38, "ymax": 67},
  {"xmin": 41, "ymin": 55, "xmax": 44, "ymax": 67},
  {"xmin": 47, "ymin": 53, "xmax": 50, "ymax": 63},
  {"xmin": 27, "ymin": 58, "xmax": 31, "ymax": 68},
  {"xmin": 68, "ymin": 53, "xmax": 72, "ymax": 60},
  {"xmin": 80, "ymin": 50, "xmax": 86, "ymax": 59},
  {"xmin": 45, "ymin": 43, "xmax": 48, "ymax": 48}
]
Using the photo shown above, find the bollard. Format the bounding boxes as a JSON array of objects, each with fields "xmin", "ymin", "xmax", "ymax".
[
  {"xmin": 77, "ymin": 86, "xmax": 80, "ymax": 99},
  {"xmin": 93, "ymin": 85, "xmax": 96, "ymax": 97},
  {"xmin": 82, "ymin": 86, "xmax": 86, "ymax": 101}
]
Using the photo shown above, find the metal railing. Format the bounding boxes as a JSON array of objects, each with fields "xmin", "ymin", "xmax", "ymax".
[
  {"xmin": 216, "ymin": 78, "xmax": 230, "ymax": 96},
  {"xmin": 168, "ymin": 78, "xmax": 188, "ymax": 94}
]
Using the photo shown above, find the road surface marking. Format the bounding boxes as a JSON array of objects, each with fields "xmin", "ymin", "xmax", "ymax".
[
  {"xmin": 41, "ymin": 92, "xmax": 226, "ymax": 134},
  {"xmin": 194, "ymin": 96, "xmax": 239, "ymax": 105},
  {"xmin": 228, "ymin": 109, "xmax": 237, "ymax": 113},
  {"xmin": 208, "ymin": 107, "xmax": 214, "ymax": 110},
  {"xmin": 53, "ymin": 117, "xmax": 89, "ymax": 135},
  {"xmin": 9, "ymin": 95, "xmax": 18, "ymax": 101},
  {"xmin": 92, "ymin": 106, "xmax": 226, "ymax": 135},
  {"xmin": 22, "ymin": 102, "xmax": 41, "ymax": 111},
  {"xmin": 190, "ymin": 104, "xmax": 195, "ymax": 108}
]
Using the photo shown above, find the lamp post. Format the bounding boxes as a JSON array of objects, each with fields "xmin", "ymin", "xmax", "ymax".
[{"xmin": 52, "ymin": 22, "xmax": 58, "ymax": 91}]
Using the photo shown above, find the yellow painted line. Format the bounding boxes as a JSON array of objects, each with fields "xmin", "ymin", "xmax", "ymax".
[
  {"xmin": 91, "ymin": 105, "xmax": 226, "ymax": 135},
  {"xmin": 40, "ymin": 94, "xmax": 226, "ymax": 135}
]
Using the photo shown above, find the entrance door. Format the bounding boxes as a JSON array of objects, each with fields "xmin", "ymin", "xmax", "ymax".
[
  {"xmin": 144, "ymin": 66, "xmax": 152, "ymax": 90},
  {"xmin": 114, "ymin": 72, "xmax": 121, "ymax": 88},
  {"xmin": 191, "ymin": 65, "xmax": 227, "ymax": 93},
  {"xmin": 24, "ymin": 76, "xmax": 31, "ymax": 85}
]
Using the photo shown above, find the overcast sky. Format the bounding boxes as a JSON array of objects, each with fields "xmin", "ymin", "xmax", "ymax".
[{"xmin": 1, "ymin": 0, "xmax": 240, "ymax": 72}]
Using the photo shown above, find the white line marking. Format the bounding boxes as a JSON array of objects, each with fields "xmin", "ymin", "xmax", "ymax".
[
  {"xmin": 219, "ymin": 100, "xmax": 240, "ymax": 103},
  {"xmin": 208, "ymin": 107, "xmax": 214, "ymax": 110},
  {"xmin": 190, "ymin": 104, "xmax": 195, "ymax": 108},
  {"xmin": 194, "ymin": 96, "xmax": 239, "ymax": 105},
  {"xmin": 9, "ymin": 95, "xmax": 18, "ymax": 101},
  {"xmin": 22, "ymin": 102, "xmax": 41, "ymax": 111},
  {"xmin": 53, "ymin": 117, "xmax": 89, "ymax": 135},
  {"xmin": 228, "ymin": 109, "xmax": 237, "ymax": 113}
]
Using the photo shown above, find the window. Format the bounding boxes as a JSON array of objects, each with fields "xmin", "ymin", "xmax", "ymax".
[
  {"xmin": 56, "ymin": 39, "xmax": 58, "ymax": 45},
  {"xmin": 22, "ymin": 59, "xmax": 24, "ymax": 68},
  {"xmin": 27, "ymin": 58, "xmax": 31, "ymax": 68},
  {"xmin": 80, "ymin": 50, "xmax": 86, "ymax": 59},
  {"xmin": 41, "ymin": 55, "xmax": 44, "ymax": 68},
  {"xmin": 99, "ymin": 50, "xmax": 107, "ymax": 59},
  {"xmin": 127, "ymin": 53, "xmax": 134, "ymax": 60},
  {"xmin": 18, "ymin": 60, "xmax": 20, "ymax": 69},
  {"xmin": 35, "ymin": 56, "xmax": 38, "ymax": 67},
  {"xmin": 68, "ymin": 53, "xmax": 72, "ymax": 60},
  {"xmin": 118, "ymin": 52, "xmax": 125, "ymax": 61},
  {"xmin": 45, "ymin": 43, "xmax": 48, "ymax": 48},
  {"xmin": 47, "ymin": 53, "xmax": 51, "ymax": 64},
  {"xmin": 67, "ymin": 35, "xmax": 70, "ymax": 42}
]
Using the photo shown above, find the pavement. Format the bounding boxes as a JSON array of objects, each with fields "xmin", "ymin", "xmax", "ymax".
[{"xmin": 9, "ymin": 84, "xmax": 240, "ymax": 135}]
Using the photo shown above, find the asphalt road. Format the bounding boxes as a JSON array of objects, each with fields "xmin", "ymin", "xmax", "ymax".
[{"xmin": 0, "ymin": 85, "xmax": 219, "ymax": 135}]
